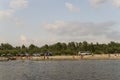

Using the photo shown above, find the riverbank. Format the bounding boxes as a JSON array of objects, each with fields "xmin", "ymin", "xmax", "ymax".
[
  {"xmin": 0, "ymin": 54, "xmax": 120, "ymax": 61},
  {"xmin": 31, "ymin": 54, "xmax": 120, "ymax": 60}
]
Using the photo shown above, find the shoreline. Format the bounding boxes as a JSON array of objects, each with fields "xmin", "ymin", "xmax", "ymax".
[{"xmin": 0, "ymin": 54, "xmax": 120, "ymax": 61}]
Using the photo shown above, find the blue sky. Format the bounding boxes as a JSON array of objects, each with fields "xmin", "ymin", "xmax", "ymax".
[{"xmin": 0, "ymin": 0, "xmax": 120, "ymax": 46}]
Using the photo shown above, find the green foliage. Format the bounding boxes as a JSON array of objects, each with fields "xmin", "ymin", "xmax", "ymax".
[
  {"xmin": 0, "ymin": 43, "xmax": 13, "ymax": 50},
  {"xmin": 0, "ymin": 41, "xmax": 120, "ymax": 56}
]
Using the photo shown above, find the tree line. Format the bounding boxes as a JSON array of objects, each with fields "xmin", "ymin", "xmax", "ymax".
[{"xmin": 0, "ymin": 41, "xmax": 120, "ymax": 56}]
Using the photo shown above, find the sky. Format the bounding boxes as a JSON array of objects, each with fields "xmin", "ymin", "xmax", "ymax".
[{"xmin": 0, "ymin": 0, "xmax": 120, "ymax": 46}]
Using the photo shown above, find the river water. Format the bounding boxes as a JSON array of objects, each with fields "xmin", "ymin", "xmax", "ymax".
[{"xmin": 0, "ymin": 60, "xmax": 120, "ymax": 80}]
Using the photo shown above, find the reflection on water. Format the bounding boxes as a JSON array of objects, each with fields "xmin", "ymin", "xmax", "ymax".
[{"xmin": 0, "ymin": 60, "xmax": 120, "ymax": 80}]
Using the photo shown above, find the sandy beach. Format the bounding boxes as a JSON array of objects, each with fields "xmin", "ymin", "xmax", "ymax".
[
  {"xmin": 11, "ymin": 54, "xmax": 120, "ymax": 61},
  {"xmin": 0, "ymin": 54, "xmax": 120, "ymax": 61},
  {"xmin": 34, "ymin": 54, "xmax": 120, "ymax": 60}
]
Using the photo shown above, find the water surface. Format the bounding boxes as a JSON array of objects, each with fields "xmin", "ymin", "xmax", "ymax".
[{"xmin": 0, "ymin": 60, "xmax": 120, "ymax": 80}]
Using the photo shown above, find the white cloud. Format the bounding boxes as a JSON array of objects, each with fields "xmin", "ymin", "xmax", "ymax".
[
  {"xmin": 44, "ymin": 21, "xmax": 115, "ymax": 36},
  {"xmin": 90, "ymin": 0, "xmax": 107, "ymax": 7},
  {"xmin": 0, "ymin": 0, "xmax": 28, "ymax": 19},
  {"xmin": 45, "ymin": 21, "xmax": 66, "ymax": 30},
  {"xmin": 10, "ymin": 0, "xmax": 28, "ymax": 9},
  {"xmin": 0, "ymin": 9, "xmax": 25, "ymax": 27},
  {"xmin": 65, "ymin": 2, "xmax": 80, "ymax": 12},
  {"xmin": 0, "ymin": 0, "xmax": 29, "ymax": 27},
  {"xmin": 20, "ymin": 35, "xmax": 27, "ymax": 42},
  {"xmin": 90, "ymin": 0, "xmax": 120, "ymax": 8},
  {"xmin": 44, "ymin": 21, "xmax": 118, "ymax": 42},
  {"xmin": 19, "ymin": 35, "xmax": 42, "ymax": 46},
  {"xmin": 112, "ymin": 0, "xmax": 120, "ymax": 8},
  {"xmin": 0, "ymin": 9, "xmax": 15, "ymax": 20}
]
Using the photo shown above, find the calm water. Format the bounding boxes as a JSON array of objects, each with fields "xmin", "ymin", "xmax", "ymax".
[{"xmin": 0, "ymin": 60, "xmax": 120, "ymax": 80}]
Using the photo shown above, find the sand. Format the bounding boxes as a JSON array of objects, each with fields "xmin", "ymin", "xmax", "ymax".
[
  {"xmin": 1, "ymin": 54, "xmax": 120, "ymax": 61},
  {"xmin": 17, "ymin": 54, "xmax": 120, "ymax": 60}
]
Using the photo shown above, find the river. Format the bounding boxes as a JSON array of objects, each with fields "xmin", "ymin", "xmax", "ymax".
[{"xmin": 0, "ymin": 60, "xmax": 120, "ymax": 80}]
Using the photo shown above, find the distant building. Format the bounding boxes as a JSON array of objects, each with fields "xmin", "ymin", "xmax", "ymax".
[
  {"xmin": 78, "ymin": 51, "xmax": 91, "ymax": 55},
  {"xmin": 33, "ymin": 53, "xmax": 40, "ymax": 57},
  {"xmin": 24, "ymin": 53, "xmax": 30, "ymax": 57}
]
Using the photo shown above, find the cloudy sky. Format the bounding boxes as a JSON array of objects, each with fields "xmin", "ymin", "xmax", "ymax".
[{"xmin": 0, "ymin": 0, "xmax": 120, "ymax": 46}]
